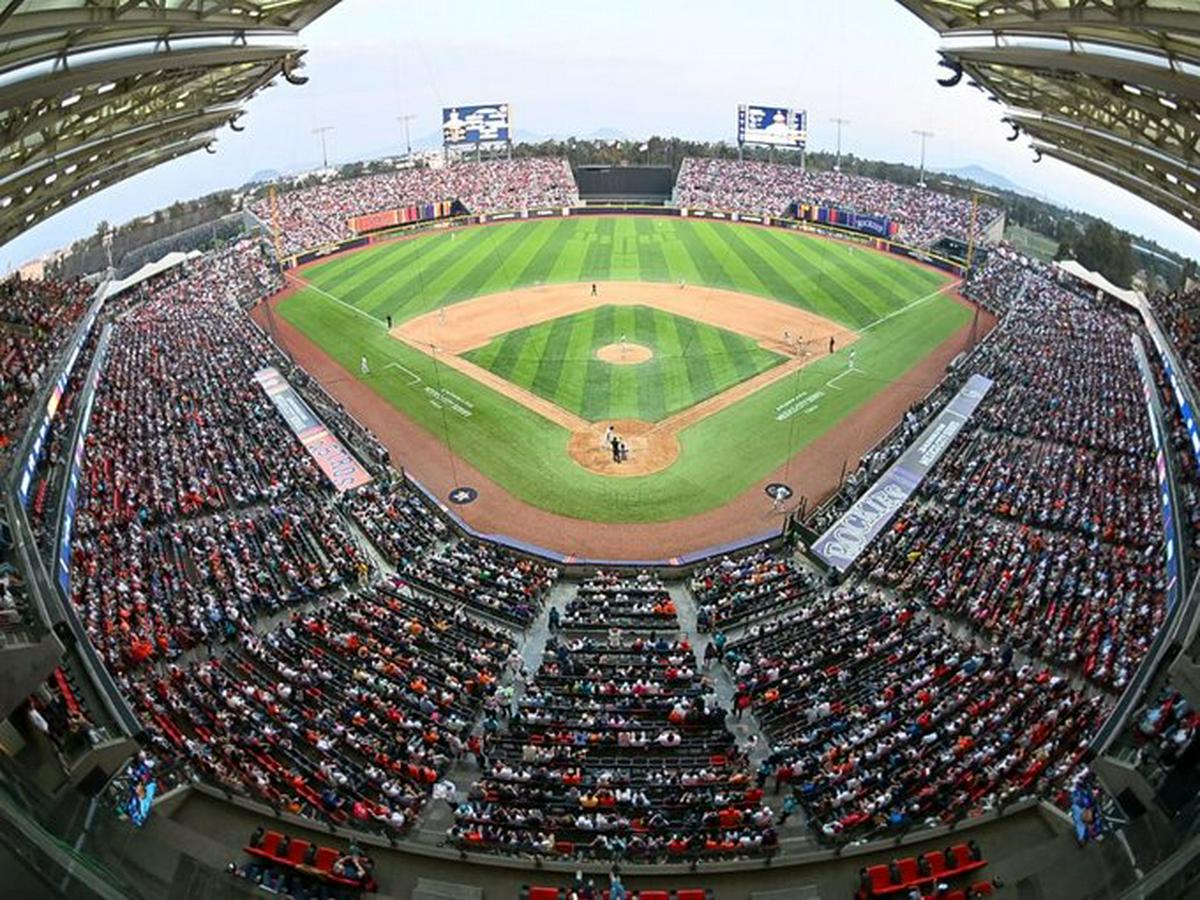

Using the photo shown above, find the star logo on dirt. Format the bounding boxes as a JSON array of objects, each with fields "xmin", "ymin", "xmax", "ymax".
[{"xmin": 449, "ymin": 487, "xmax": 478, "ymax": 505}]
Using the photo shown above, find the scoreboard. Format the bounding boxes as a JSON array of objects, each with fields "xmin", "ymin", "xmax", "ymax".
[
  {"xmin": 442, "ymin": 103, "xmax": 511, "ymax": 148},
  {"xmin": 737, "ymin": 104, "xmax": 807, "ymax": 149}
]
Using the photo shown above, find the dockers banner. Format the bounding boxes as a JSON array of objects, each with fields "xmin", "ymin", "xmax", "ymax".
[
  {"xmin": 253, "ymin": 367, "xmax": 372, "ymax": 492},
  {"xmin": 811, "ymin": 373, "xmax": 994, "ymax": 571}
]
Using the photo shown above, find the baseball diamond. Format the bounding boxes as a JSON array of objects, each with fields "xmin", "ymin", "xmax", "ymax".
[{"xmin": 269, "ymin": 215, "xmax": 972, "ymax": 524}]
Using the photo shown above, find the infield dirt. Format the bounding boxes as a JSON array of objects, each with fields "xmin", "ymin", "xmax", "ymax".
[{"xmin": 390, "ymin": 281, "xmax": 856, "ymax": 477}]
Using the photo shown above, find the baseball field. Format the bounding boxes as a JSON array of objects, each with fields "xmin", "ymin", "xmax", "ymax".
[{"xmin": 272, "ymin": 216, "xmax": 971, "ymax": 523}]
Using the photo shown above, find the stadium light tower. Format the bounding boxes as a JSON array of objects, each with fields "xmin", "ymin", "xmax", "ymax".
[
  {"xmin": 397, "ymin": 114, "xmax": 416, "ymax": 163},
  {"xmin": 313, "ymin": 125, "xmax": 335, "ymax": 169},
  {"xmin": 913, "ymin": 129, "xmax": 934, "ymax": 187},
  {"xmin": 830, "ymin": 117, "xmax": 850, "ymax": 172}
]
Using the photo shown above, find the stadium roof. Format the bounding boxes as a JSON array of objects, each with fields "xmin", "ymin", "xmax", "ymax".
[
  {"xmin": 0, "ymin": 0, "xmax": 343, "ymax": 247},
  {"xmin": 897, "ymin": 1, "xmax": 1200, "ymax": 231}
]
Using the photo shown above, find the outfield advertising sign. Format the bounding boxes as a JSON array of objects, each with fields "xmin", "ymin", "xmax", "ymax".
[{"xmin": 812, "ymin": 373, "xmax": 994, "ymax": 571}]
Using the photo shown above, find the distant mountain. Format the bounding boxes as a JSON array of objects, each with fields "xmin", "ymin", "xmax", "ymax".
[
  {"xmin": 579, "ymin": 127, "xmax": 629, "ymax": 140},
  {"xmin": 936, "ymin": 165, "xmax": 1031, "ymax": 196},
  {"xmin": 246, "ymin": 169, "xmax": 282, "ymax": 185}
]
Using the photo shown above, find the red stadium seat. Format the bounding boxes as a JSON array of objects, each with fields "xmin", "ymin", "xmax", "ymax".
[
  {"xmin": 527, "ymin": 887, "xmax": 560, "ymax": 900},
  {"xmin": 286, "ymin": 839, "xmax": 310, "ymax": 866},
  {"xmin": 311, "ymin": 846, "xmax": 338, "ymax": 872}
]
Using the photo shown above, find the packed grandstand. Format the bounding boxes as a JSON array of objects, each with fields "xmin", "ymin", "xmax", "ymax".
[{"xmin": 0, "ymin": 140, "xmax": 1194, "ymax": 899}]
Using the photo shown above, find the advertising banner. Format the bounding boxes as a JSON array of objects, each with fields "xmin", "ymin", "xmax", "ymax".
[
  {"xmin": 253, "ymin": 367, "xmax": 372, "ymax": 492},
  {"xmin": 348, "ymin": 200, "xmax": 454, "ymax": 235},
  {"xmin": 811, "ymin": 373, "xmax": 994, "ymax": 570}
]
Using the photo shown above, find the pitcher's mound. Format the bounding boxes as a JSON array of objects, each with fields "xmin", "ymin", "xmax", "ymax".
[
  {"xmin": 596, "ymin": 343, "xmax": 652, "ymax": 365},
  {"xmin": 567, "ymin": 419, "xmax": 680, "ymax": 477}
]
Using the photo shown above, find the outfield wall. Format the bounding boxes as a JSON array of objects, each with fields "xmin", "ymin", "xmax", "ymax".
[{"xmin": 277, "ymin": 202, "xmax": 971, "ymax": 277}]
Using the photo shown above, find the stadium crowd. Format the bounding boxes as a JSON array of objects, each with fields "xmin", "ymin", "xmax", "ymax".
[
  {"xmin": 700, "ymin": 251, "xmax": 1168, "ymax": 844},
  {"xmin": 673, "ymin": 158, "xmax": 1002, "ymax": 247},
  {"xmin": 11, "ymin": 165, "xmax": 1183, "ymax": 861},
  {"xmin": 722, "ymin": 586, "xmax": 1107, "ymax": 840},
  {"xmin": 861, "ymin": 266, "xmax": 1163, "ymax": 691},
  {"xmin": 0, "ymin": 274, "xmax": 91, "ymax": 461},
  {"xmin": 129, "ymin": 580, "xmax": 516, "ymax": 833},
  {"xmin": 1148, "ymin": 283, "xmax": 1200, "ymax": 391},
  {"xmin": 452, "ymin": 571, "xmax": 779, "ymax": 862},
  {"xmin": 251, "ymin": 159, "xmax": 579, "ymax": 256}
]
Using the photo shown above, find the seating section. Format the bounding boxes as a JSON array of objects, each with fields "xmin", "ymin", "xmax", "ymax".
[
  {"xmin": 451, "ymin": 572, "xmax": 778, "ymax": 861},
  {"xmin": 66, "ymin": 240, "xmax": 376, "ymax": 673},
  {"xmin": 130, "ymin": 581, "xmax": 515, "ymax": 833},
  {"xmin": 401, "ymin": 537, "xmax": 558, "ymax": 626},
  {"xmin": 857, "ymin": 262, "xmax": 1163, "ymax": 691},
  {"xmin": 74, "ymin": 490, "xmax": 369, "ymax": 670},
  {"xmin": 251, "ymin": 159, "xmax": 579, "ymax": 256},
  {"xmin": 1134, "ymin": 687, "xmax": 1198, "ymax": 771},
  {"xmin": 0, "ymin": 274, "xmax": 91, "ymax": 464},
  {"xmin": 1149, "ymin": 283, "xmax": 1200, "ymax": 396},
  {"xmin": 724, "ymin": 587, "xmax": 1106, "ymax": 841},
  {"xmin": 858, "ymin": 842, "xmax": 987, "ymax": 898},
  {"xmin": 556, "ymin": 569, "xmax": 678, "ymax": 631},
  {"xmin": 340, "ymin": 479, "xmax": 447, "ymax": 565},
  {"xmin": 673, "ymin": 158, "xmax": 1002, "ymax": 247},
  {"xmin": 243, "ymin": 827, "xmax": 377, "ymax": 892},
  {"xmin": 689, "ymin": 550, "xmax": 819, "ymax": 631}
]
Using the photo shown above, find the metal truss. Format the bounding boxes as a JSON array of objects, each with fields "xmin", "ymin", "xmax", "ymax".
[
  {"xmin": 0, "ymin": 1, "xmax": 342, "ymax": 248},
  {"xmin": 898, "ymin": 1, "xmax": 1200, "ymax": 231}
]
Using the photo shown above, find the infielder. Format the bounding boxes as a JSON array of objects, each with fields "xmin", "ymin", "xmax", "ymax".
[{"xmin": 360, "ymin": 355, "xmax": 370, "ymax": 375}]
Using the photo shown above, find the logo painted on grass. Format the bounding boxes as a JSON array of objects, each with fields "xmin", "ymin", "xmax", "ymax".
[
  {"xmin": 424, "ymin": 386, "xmax": 474, "ymax": 418},
  {"xmin": 776, "ymin": 390, "xmax": 826, "ymax": 421},
  {"xmin": 449, "ymin": 486, "xmax": 478, "ymax": 505}
]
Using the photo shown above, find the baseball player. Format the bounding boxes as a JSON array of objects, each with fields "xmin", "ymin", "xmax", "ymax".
[{"xmin": 360, "ymin": 355, "xmax": 370, "ymax": 376}]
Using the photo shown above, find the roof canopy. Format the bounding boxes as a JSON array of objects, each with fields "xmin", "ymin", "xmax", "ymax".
[
  {"xmin": 0, "ymin": 0, "xmax": 343, "ymax": 247},
  {"xmin": 898, "ymin": 1, "xmax": 1200, "ymax": 231}
]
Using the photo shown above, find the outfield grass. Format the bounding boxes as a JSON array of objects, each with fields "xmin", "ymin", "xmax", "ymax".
[
  {"xmin": 463, "ymin": 304, "xmax": 784, "ymax": 422},
  {"xmin": 278, "ymin": 216, "xmax": 968, "ymax": 522}
]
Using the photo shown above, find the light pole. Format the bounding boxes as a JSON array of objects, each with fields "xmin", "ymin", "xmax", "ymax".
[
  {"xmin": 397, "ymin": 114, "xmax": 416, "ymax": 164},
  {"xmin": 913, "ymin": 129, "xmax": 934, "ymax": 187},
  {"xmin": 313, "ymin": 125, "xmax": 335, "ymax": 169},
  {"xmin": 830, "ymin": 117, "xmax": 850, "ymax": 172}
]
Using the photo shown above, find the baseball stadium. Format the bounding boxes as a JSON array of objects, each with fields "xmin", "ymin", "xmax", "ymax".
[{"xmin": 0, "ymin": 3, "xmax": 1197, "ymax": 900}]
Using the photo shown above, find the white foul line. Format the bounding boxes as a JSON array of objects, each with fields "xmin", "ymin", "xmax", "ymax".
[
  {"xmin": 856, "ymin": 280, "xmax": 964, "ymax": 337},
  {"xmin": 284, "ymin": 271, "xmax": 384, "ymax": 327}
]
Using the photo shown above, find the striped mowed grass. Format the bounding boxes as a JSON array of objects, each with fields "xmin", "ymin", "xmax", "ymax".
[
  {"xmin": 278, "ymin": 216, "xmax": 968, "ymax": 523},
  {"xmin": 462, "ymin": 304, "xmax": 785, "ymax": 422},
  {"xmin": 296, "ymin": 215, "xmax": 947, "ymax": 330}
]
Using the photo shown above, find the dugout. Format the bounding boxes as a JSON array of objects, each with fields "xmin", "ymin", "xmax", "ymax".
[{"xmin": 573, "ymin": 164, "xmax": 673, "ymax": 204}]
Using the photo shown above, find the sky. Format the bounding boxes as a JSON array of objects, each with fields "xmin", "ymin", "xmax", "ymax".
[{"xmin": 5, "ymin": 0, "xmax": 1199, "ymax": 270}]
